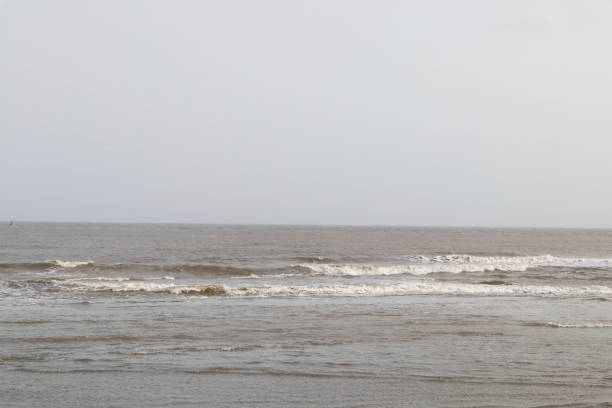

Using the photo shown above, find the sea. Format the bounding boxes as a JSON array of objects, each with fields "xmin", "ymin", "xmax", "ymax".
[{"xmin": 1, "ymin": 223, "xmax": 611, "ymax": 407}]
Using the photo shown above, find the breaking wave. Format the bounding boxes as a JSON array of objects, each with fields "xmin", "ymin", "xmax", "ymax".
[
  {"xmin": 297, "ymin": 255, "xmax": 612, "ymax": 276},
  {"xmin": 52, "ymin": 279, "xmax": 612, "ymax": 299},
  {"xmin": 49, "ymin": 260, "xmax": 94, "ymax": 268},
  {"xmin": 3, "ymin": 255, "xmax": 610, "ymax": 278}
]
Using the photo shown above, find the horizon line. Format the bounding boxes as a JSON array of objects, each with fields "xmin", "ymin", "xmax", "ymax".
[{"xmin": 3, "ymin": 219, "xmax": 612, "ymax": 230}]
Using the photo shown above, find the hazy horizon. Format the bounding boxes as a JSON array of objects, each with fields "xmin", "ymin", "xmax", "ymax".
[
  {"xmin": 2, "ymin": 1, "xmax": 612, "ymax": 228},
  {"xmin": 5, "ymin": 219, "xmax": 612, "ymax": 230}
]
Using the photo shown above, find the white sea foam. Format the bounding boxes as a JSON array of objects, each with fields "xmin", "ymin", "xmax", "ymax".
[
  {"xmin": 235, "ymin": 273, "xmax": 304, "ymax": 279},
  {"xmin": 49, "ymin": 260, "xmax": 94, "ymax": 268},
  {"xmin": 60, "ymin": 279, "xmax": 612, "ymax": 299},
  {"xmin": 76, "ymin": 276, "xmax": 175, "ymax": 282},
  {"xmin": 298, "ymin": 255, "xmax": 612, "ymax": 276},
  {"xmin": 64, "ymin": 279, "xmax": 177, "ymax": 292},
  {"xmin": 530, "ymin": 322, "xmax": 612, "ymax": 329}
]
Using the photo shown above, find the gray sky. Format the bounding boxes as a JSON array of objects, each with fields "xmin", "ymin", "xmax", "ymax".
[{"xmin": 1, "ymin": 1, "xmax": 611, "ymax": 227}]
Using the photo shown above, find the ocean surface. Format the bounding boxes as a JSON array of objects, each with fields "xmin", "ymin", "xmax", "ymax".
[{"xmin": 1, "ymin": 223, "xmax": 611, "ymax": 407}]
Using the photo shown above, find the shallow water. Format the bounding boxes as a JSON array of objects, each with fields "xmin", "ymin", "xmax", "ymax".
[{"xmin": 1, "ymin": 224, "xmax": 611, "ymax": 407}]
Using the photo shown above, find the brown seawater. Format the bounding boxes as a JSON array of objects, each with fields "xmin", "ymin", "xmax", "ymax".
[{"xmin": 1, "ymin": 223, "xmax": 611, "ymax": 407}]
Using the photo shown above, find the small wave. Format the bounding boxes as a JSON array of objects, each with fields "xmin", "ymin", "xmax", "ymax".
[
  {"xmin": 15, "ymin": 335, "xmax": 145, "ymax": 343},
  {"xmin": 163, "ymin": 264, "xmax": 257, "ymax": 276},
  {"xmin": 76, "ymin": 276, "xmax": 175, "ymax": 282},
  {"xmin": 292, "ymin": 256, "xmax": 337, "ymax": 263},
  {"xmin": 218, "ymin": 345, "xmax": 264, "ymax": 352},
  {"xmin": 16, "ymin": 369, "xmax": 126, "ymax": 374},
  {"xmin": 111, "ymin": 350, "xmax": 162, "ymax": 356},
  {"xmin": 0, "ymin": 320, "xmax": 49, "ymax": 325},
  {"xmin": 89, "ymin": 263, "xmax": 257, "ymax": 276},
  {"xmin": 49, "ymin": 260, "xmax": 94, "ymax": 268},
  {"xmin": 0, "ymin": 261, "xmax": 254, "ymax": 276},
  {"xmin": 237, "ymin": 272, "xmax": 304, "ymax": 279},
  {"xmin": 180, "ymin": 367, "xmax": 374, "ymax": 379},
  {"xmin": 479, "ymin": 280, "xmax": 512, "ymax": 285},
  {"xmin": 0, "ymin": 354, "xmax": 48, "ymax": 362},
  {"xmin": 0, "ymin": 261, "xmax": 57, "ymax": 270},
  {"xmin": 176, "ymin": 285, "xmax": 228, "ymax": 296},
  {"xmin": 524, "ymin": 322, "xmax": 612, "ymax": 329},
  {"xmin": 12, "ymin": 333, "xmax": 196, "ymax": 343},
  {"xmin": 0, "ymin": 259, "xmax": 93, "ymax": 271}
]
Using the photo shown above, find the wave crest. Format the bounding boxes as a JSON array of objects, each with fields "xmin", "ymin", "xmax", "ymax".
[
  {"xmin": 49, "ymin": 260, "xmax": 94, "ymax": 268},
  {"xmin": 297, "ymin": 255, "xmax": 612, "ymax": 276},
  {"xmin": 524, "ymin": 322, "xmax": 612, "ymax": 329},
  {"xmin": 52, "ymin": 279, "xmax": 612, "ymax": 299}
]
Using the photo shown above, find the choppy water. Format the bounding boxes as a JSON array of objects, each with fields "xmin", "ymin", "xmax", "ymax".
[{"xmin": 1, "ymin": 223, "xmax": 611, "ymax": 407}]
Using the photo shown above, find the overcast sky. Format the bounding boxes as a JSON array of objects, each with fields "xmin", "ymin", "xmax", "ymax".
[{"xmin": 1, "ymin": 1, "xmax": 611, "ymax": 227}]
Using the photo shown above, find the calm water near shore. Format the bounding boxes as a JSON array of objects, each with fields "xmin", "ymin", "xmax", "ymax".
[{"xmin": 1, "ymin": 223, "xmax": 611, "ymax": 407}]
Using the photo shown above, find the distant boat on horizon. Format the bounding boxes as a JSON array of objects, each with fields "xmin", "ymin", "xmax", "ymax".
[{"xmin": 9, "ymin": 219, "xmax": 15, "ymax": 226}]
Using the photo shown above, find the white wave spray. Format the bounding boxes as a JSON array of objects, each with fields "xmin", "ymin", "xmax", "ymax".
[{"xmin": 297, "ymin": 255, "xmax": 612, "ymax": 276}]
